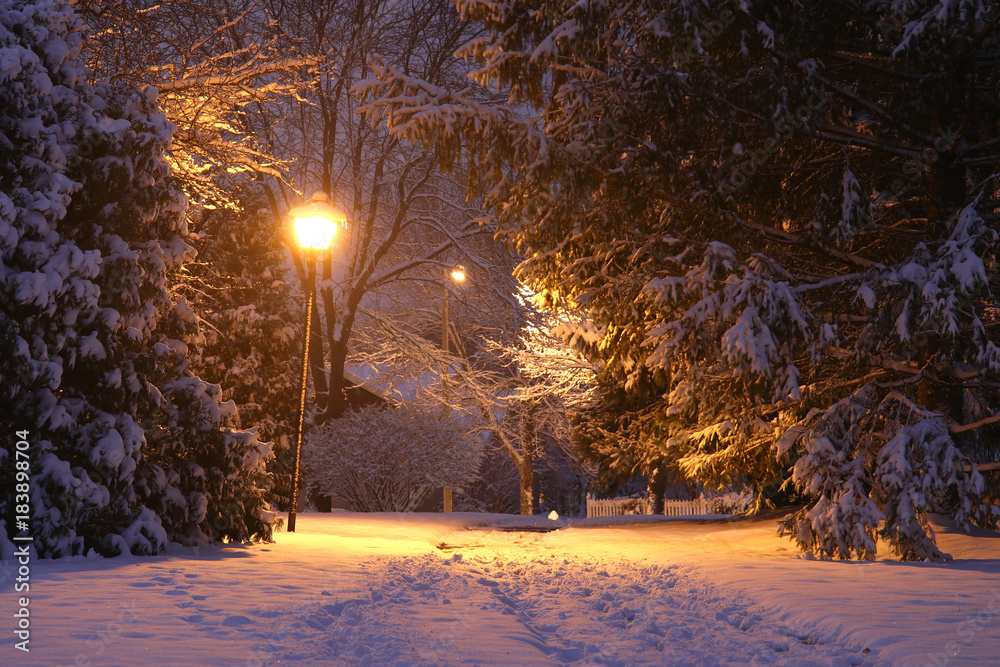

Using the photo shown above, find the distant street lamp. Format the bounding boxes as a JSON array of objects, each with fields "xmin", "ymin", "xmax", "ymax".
[
  {"xmin": 441, "ymin": 264, "xmax": 466, "ymax": 512},
  {"xmin": 288, "ymin": 192, "xmax": 345, "ymax": 532}
]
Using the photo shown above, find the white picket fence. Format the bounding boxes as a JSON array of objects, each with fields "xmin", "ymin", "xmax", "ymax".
[{"xmin": 586, "ymin": 495, "xmax": 713, "ymax": 518}]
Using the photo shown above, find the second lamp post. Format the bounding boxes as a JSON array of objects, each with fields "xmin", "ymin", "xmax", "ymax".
[{"xmin": 441, "ymin": 264, "xmax": 465, "ymax": 512}]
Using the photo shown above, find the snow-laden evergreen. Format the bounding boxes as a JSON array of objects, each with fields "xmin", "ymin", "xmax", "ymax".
[
  {"xmin": 360, "ymin": 0, "xmax": 1000, "ymax": 558},
  {"xmin": 0, "ymin": 0, "xmax": 271, "ymax": 558},
  {"xmin": 170, "ymin": 193, "xmax": 302, "ymax": 510}
]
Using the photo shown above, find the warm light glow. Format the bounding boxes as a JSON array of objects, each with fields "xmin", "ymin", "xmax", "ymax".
[
  {"xmin": 451, "ymin": 265, "xmax": 466, "ymax": 282},
  {"xmin": 289, "ymin": 192, "xmax": 346, "ymax": 250},
  {"xmin": 294, "ymin": 217, "xmax": 338, "ymax": 250}
]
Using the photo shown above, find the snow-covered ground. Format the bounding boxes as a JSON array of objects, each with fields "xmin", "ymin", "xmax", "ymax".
[{"xmin": 3, "ymin": 511, "xmax": 998, "ymax": 666}]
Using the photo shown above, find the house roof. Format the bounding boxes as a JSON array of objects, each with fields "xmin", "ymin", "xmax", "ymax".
[{"xmin": 342, "ymin": 369, "xmax": 391, "ymax": 407}]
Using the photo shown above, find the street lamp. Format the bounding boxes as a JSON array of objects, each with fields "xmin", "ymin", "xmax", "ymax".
[
  {"xmin": 288, "ymin": 191, "xmax": 345, "ymax": 532},
  {"xmin": 441, "ymin": 264, "xmax": 466, "ymax": 512}
]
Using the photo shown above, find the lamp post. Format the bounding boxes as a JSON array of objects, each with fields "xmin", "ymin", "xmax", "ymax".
[
  {"xmin": 441, "ymin": 265, "xmax": 466, "ymax": 512},
  {"xmin": 288, "ymin": 192, "xmax": 344, "ymax": 532}
]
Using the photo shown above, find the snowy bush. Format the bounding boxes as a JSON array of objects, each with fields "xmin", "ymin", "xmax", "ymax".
[
  {"xmin": 305, "ymin": 404, "xmax": 483, "ymax": 512},
  {"xmin": 0, "ymin": 0, "xmax": 272, "ymax": 558}
]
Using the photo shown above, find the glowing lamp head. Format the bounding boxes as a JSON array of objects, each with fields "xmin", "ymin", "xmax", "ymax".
[
  {"xmin": 451, "ymin": 265, "xmax": 466, "ymax": 282},
  {"xmin": 289, "ymin": 192, "xmax": 345, "ymax": 250},
  {"xmin": 294, "ymin": 217, "xmax": 338, "ymax": 250}
]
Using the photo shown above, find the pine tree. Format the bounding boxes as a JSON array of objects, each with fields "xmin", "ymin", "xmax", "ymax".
[
  {"xmin": 360, "ymin": 0, "xmax": 1000, "ymax": 559},
  {"xmin": 0, "ymin": 0, "xmax": 271, "ymax": 558},
  {"xmin": 172, "ymin": 190, "xmax": 303, "ymax": 509}
]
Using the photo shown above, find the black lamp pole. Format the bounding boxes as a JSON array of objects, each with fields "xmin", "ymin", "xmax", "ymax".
[{"xmin": 288, "ymin": 250, "xmax": 317, "ymax": 532}]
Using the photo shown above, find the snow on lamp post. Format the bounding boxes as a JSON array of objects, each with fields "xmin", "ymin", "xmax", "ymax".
[
  {"xmin": 441, "ymin": 265, "xmax": 466, "ymax": 512},
  {"xmin": 288, "ymin": 192, "xmax": 344, "ymax": 532}
]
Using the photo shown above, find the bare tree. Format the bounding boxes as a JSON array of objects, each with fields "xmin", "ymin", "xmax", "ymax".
[
  {"xmin": 254, "ymin": 0, "xmax": 495, "ymax": 421},
  {"xmin": 80, "ymin": 0, "xmax": 311, "ymax": 208},
  {"xmin": 354, "ymin": 297, "xmax": 597, "ymax": 515}
]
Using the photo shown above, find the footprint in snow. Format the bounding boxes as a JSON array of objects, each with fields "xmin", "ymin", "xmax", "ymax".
[
  {"xmin": 305, "ymin": 616, "xmax": 334, "ymax": 630},
  {"xmin": 221, "ymin": 615, "xmax": 254, "ymax": 627}
]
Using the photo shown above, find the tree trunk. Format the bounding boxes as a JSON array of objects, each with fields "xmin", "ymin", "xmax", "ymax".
[
  {"xmin": 318, "ymin": 250, "xmax": 359, "ymax": 423},
  {"xmin": 325, "ymin": 337, "xmax": 349, "ymax": 421},
  {"xmin": 927, "ymin": 156, "xmax": 966, "ymax": 226},
  {"xmin": 519, "ymin": 459, "xmax": 533, "ymax": 516},
  {"xmin": 647, "ymin": 464, "xmax": 667, "ymax": 515},
  {"xmin": 927, "ymin": 112, "xmax": 966, "ymax": 226},
  {"xmin": 287, "ymin": 236, "xmax": 329, "ymax": 414}
]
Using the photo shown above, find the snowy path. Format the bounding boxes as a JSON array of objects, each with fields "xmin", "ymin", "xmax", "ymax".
[
  {"xmin": 4, "ymin": 512, "xmax": 998, "ymax": 666},
  {"xmin": 239, "ymin": 543, "xmax": 867, "ymax": 666}
]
